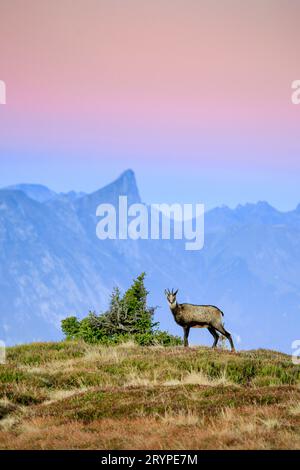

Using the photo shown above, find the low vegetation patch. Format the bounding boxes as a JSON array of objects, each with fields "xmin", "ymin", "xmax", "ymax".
[
  {"xmin": 61, "ymin": 273, "xmax": 182, "ymax": 347},
  {"xmin": 0, "ymin": 340, "xmax": 299, "ymax": 449}
]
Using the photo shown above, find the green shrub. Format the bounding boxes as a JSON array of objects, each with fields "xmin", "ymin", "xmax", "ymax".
[
  {"xmin": 61, "ymin": 273, "xmax": 182, "ymax": 347},
  {"xmin": 151, "ymin": 330, "xmax": 182, "ymax": 346},
  {"xmin": 61, "ymin": 316, "xmax": 80, "ymax": 340}
]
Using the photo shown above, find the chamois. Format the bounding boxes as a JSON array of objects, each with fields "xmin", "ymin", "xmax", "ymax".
[{"xmin": 164, "ymin": 289, "xmax": 235, "ymax": 351}]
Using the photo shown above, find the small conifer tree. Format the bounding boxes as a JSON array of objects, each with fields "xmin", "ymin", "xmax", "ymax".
[{"xmin": 61, "ymin": 273, "xmax": 181, "ymax": 346}]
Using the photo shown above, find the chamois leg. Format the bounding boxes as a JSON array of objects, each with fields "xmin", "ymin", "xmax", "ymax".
[
  {"xmin": 208, "ymin": 327, "xmax": 219, "ymax": 349},
  {"xmin": 215, "ymin": 325, "xmax": 235, "ymax": 352},
  {"xmin": 183, "ymin": 326, "xmax": 190, "ymax": 347}
]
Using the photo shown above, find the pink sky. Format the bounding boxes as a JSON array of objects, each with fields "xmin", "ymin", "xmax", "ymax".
[{"xmin": 0, "ymin": 0, "xmax": 300, "ymax": 208}]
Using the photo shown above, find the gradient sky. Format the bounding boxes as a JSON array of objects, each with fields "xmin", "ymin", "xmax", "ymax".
[{"xmin": 0, "ymin": 0, "xmax": 300, "ymax": 209}]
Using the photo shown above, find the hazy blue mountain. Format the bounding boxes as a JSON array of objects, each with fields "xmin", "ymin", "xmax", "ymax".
[
  {"xmin": 5, "ymin": 184, "xmax": 56, "ymax": 203},
  {"xmin": 56, "ymin": 191, "xmax": 87, "ymax": 202},
  {"xmin": 5, "ymin": 183, "xmax": 86, "ymax": 204},
  {"xmin": 0, "ymin": 170, "xmax": 299, "ymax": 352}
]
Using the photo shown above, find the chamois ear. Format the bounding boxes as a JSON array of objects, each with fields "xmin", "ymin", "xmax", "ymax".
[
  {"xmin": 174, "ymin": 289, "xmax": 178, "ymax": 296},
  {"xmin": 164, "ymin": 289, "xmax": 168, "ymax": 296}
]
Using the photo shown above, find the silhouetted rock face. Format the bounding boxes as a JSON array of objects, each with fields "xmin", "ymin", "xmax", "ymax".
[
  {"xmin": 78, "ymin": 169, "xmax": 141, "ymax": 208},
  {"xmin": 0, "ymin": 170, "xmax": 300, "ymax": 351}
]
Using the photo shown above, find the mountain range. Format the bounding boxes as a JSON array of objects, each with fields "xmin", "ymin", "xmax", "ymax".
[{"xmin": 0, "ymin": 169, "xmax": 299, "ymax": 352}]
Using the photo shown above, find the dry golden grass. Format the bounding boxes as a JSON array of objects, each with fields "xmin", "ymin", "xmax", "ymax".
[
  {"xmin": 164, "ymin": 368, "xmax": 233, "ymax": 387},
  {"xmin": 0, "ymin": 403, "xmax": 299, "ymax": 450},
  {"xmin": 0, "ymin": 341, "xmax": 299, "ymax": 449},
  {"xmin": 160, "ymin": 409, "xmax": 204, "ymax": 426},
  {"xmin": 289, "ymin": 402, "xmax": 300, "ymax": 416},
  {"xmin": 45, "ymin": 388, "xmax": 89, "ymax": 405}
]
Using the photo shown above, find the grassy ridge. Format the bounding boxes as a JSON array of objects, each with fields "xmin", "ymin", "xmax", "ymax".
[{"xmin": 0, "ymin": 341, "xmax": 300, "ymax": 449}]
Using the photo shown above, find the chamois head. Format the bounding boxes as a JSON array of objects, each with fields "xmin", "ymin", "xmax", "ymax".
[{"xmin": 164, "ymin": 288, "xmax": 178, "ymax": 308}]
